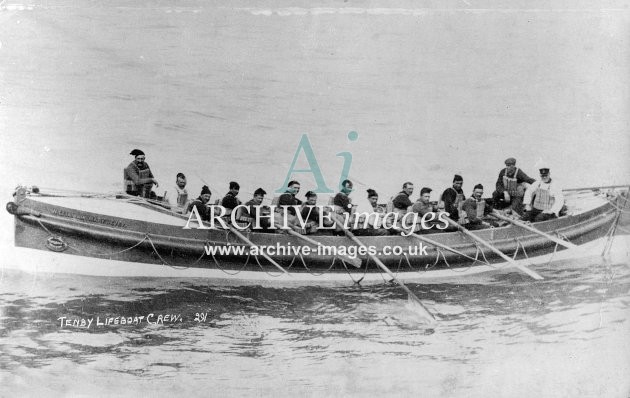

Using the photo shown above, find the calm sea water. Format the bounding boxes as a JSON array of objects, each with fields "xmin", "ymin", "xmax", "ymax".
[{"xmin": 1, "ymin": 1, "xmax": 629, "ymax": 396}]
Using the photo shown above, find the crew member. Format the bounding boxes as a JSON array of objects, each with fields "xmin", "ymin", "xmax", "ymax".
[
  {"xmin": 166, "ymin": 172, "xmax": 189, "ymax": 213},
  {"xmin": 461, "ymin": 184, "xmax": 495, "ymax": 230},
  {"xmin": 522, "ymin": 167, "xmax": 565, "ymax": 222},
  {"xmin": 492, "ymin": 157, "xmax": 535, "ymax": 215},
  {"xmin": 278, "ymin": 180, "xmax": 303, "ymax": 216},
  {"xmin": 301, "ymin": 190, "xmax": 321, "ymax": 224},
  {"xmin": 391, "ymin": 182, "xmax": 414, "ymax": 213},
  {"xmin": 187, "ymin": 185, "xmax": 212, "ymax": 221},
  {"xmin": 412, "ymin": 187, "xmax": 437, "ymax": 217},
  {"xmin": 240, "ymin": 188, "xmax": 269, "ymax": 229},
  {"xmin": 366, "ymin": 189, "xmax": 384, "ymax": 213},
  {"xmin": 412, "ymin": 187, "xmax": 442, "ymax": 233},
  {"xmin": 123, "ymin": 149, "xmax": 159, "ymax": 198},
  {"xmin": 299, "ymin": 190, "xmax": 323, "ymax": 234},
  {"xmin": 440, "ymin": 175, "xmax": 466, "ymax": 222},
  {"xmin": 333, "ymin": 179, "xmax": 354, "ymax": 214},
  {"xmin": 221, "ymin": 181, "xmax": 242, "ymax": 214}
]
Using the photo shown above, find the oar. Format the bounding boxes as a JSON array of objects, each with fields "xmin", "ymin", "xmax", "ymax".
[
  {"xmin": 283, "ymin": 228, "xmax": 362, "ymax": 268},
  {"xmin": 394, "ymin": 228, "xmax": 478, "ymax": 262},
  {"xmin": 224, "ymin": 224, "xmax": 290, "ymax": 275},
  {"xmin": 563, "ymin": 184, "xmax": 630, "ymax": 192},
  {"xmin": 490, "ymin": 210, "xmax": 577, "ymax": 249},
  {"xmin": 443, "ymin": 216, "xmax": 544, "ymax": 280},
  {"xmin": 124, "ymin": 187, "xmax": 290, "ymax": 275},
  {"xmin": 330, "ymin": 214, "xmax": 436, "ymax": 323}
]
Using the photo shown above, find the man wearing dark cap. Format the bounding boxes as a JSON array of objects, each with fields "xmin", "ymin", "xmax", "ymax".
[
  {"xmin": 522, "ymin": 166, "xmax": 565, "ymax": 222},
  {"xmin": 240, "ymin": 188, "xmax": 269, "ymax": 226},
  {"xmin": 278, "ymin": 180, "xmax": 303, "ymax": 216},
  {"xmin": 124, "ymin": 149, "xmax": 159, "ymax": 198},
  {"xmin": 492, "ymin": 157, "xmax": 535, "ymax": 215},
  {"xmin": 440, "ymin": 175, "xmax": 466, "ymax": 222},
  {"xmin": 461, "ymin": 184, "xmax": 495, "ymax": 230},
  {"xmin": 221, "ymin": 181, "xmax": 242, "ymax": 213},
  {"xmin": 187, "ymin": 185, "xmax": 212, "ymax": 221}
]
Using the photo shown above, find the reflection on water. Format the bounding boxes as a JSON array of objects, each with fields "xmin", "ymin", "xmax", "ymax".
[{"xmin": 1, "ymin": 243, "xmax": 629, "ymax": 396}]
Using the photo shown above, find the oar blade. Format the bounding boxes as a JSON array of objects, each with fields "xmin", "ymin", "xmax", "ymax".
[{"xmin": 406, "ymin": 294, "xmax": 437, "ymax": 324}]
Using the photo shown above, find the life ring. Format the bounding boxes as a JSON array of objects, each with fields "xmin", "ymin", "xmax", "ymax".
[{"xmin": 46, "ymin": 236, "xmax": 68, "ymax": 252}]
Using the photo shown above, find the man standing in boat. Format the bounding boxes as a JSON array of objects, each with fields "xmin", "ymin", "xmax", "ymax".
[
  {"xmin": 440, "ymin": 174, "xmax": 466, "ymax": 223},
  {"xmin": 166, "ymin": 172, "xmax": 189, "ymax": 213},
  {"xmin": 492, "ymin": 157, "xmax": 535, "ymax": 216},
  {"xmin": 522, "ymin": 166, "xmax": 565, "ymax": 222},
  {"xmin": 124, "ymin": 149, "xmax": 159, "ymax": 198},
  {"xmin": 461, "ymin": 184, "xmax": 495, "ymax": 230}
]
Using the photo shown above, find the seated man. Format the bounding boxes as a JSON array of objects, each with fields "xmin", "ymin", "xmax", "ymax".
[
  {"xmin": 123, "ymin": 149, "xmax": 159, "ymax": 198},
  {"xmin": 239, "ymin": 188, "xmax": 269, "ymax": 229},
  {"xmin": 412, "ymin": 187, "xmax": 437, "ymax": 217},
  {"xmin": 522, "ymin": 167, "xmax": 565, "ymax": 222},
  {"xmin": 391, "ymin": 182, "xmax": 414, "ymax": 214},
  {"xmin": 440, "ymin": 174, "xmax": 465, "ymax": 223},
  {"xmin": 366, "ymin": 189, "xmax": 384, "ymax": 213},
  {"xmin": 221, "ymin": 181, "xmax": 242, "ymax": 215},
  {"xmin": 165, "ymin": 172, "xmax": 189, "ymax": 213},
  {"xmin": 278, "ymin": 180, "xmax": 303, "ymax": 216},
  {"xmin": 298, "ymin": 191, "xmax": 324, "ymax": 234},
  {"xmin": 333, "ymin": 179, "xmax": 354, "ymax": 215},
  {"xmin": 461, "ymin": 184, "xmax": 495, "ymax": 230},
  {"xmin": 411, "ymin": 187, "xmax": 442, "ymax": 233},
  {"xmin": 492, "ymin": 157, "xmax": 535, "ymax": 215},
  {"xmin": 187, "ymin": 185, "xmax": 212, "ymax": 221}
]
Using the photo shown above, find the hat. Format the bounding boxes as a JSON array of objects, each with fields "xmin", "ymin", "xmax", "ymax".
[
  {"xmin": 130, "ymin": 149, "xmax": 145, "ymax": 157},
  {"xmin": 305, "ymin": 190, "xmax": 317, "ymax": 198},
  {"xmin": 229, "ymin": 181, "xmax": 240, "ymax": 190},
  {"xmin": 453, "ymin": 174, "xmax": 463, "ymax": 183},
  {"xmin": 254, "ymin": 188, "xmax": 267, "ymax": 196},
  {"xmin": 200, "ymin": 185, "xmax": 211, "ymax": 196},
  {"xmin": 366, "ymin": 189, "xmax": 378, "ymax": 198},
  {"xmin": 473, "ymin": 183, "xmax": 484, "ymax": 190},
  {"xmin": 504, "ymin": 157, "xmax": 516, "ymax": 166},
  {"xmin": 420, "ymin": 187, "xmax": 432, "ymax": 195},
  {"xmin": 176, "ymin": 172, "xmax": 186, "ymax": 179},
  {"xmin": 539, "ymin": 168, "xmax": 550, "ymax": 176}
]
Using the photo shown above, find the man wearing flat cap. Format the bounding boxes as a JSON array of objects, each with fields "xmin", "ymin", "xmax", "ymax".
[
  {"xmin": 123, "ymin": 149, "xmax": 159, "ymax": 198},
  {"xmin": 522, "ymin": 166, "xmax": 565, "ymax": 222},
  {"xmin": 491, "ymin": 157, "xmax": 535, "ymax": 216}
]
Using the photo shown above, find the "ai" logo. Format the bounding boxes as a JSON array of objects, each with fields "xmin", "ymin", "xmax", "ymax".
[{"xmin": 275, "ymin": 132, "xmax": 359, "ymax": 193}]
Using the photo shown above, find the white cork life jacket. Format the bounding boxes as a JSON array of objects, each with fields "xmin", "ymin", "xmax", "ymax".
[{"xmin": 502, "ymin": 167, "xmax": 520, "ymax": 196}]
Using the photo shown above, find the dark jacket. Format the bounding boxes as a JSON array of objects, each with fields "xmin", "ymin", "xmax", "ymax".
[
  {"xmin": 392, "ymin": 192, "xmax": 412, "ymax": 210},
  {"xmin": 441, "ymin": 187, "xmax": 465, "ymax": 219},
  {"xmin": 221, "ymin": 192, "xmax": 241, "ymax": 210},
  {"xmin": 187, "ymin": 198, "xmax": 211, "ymax": 221}
]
